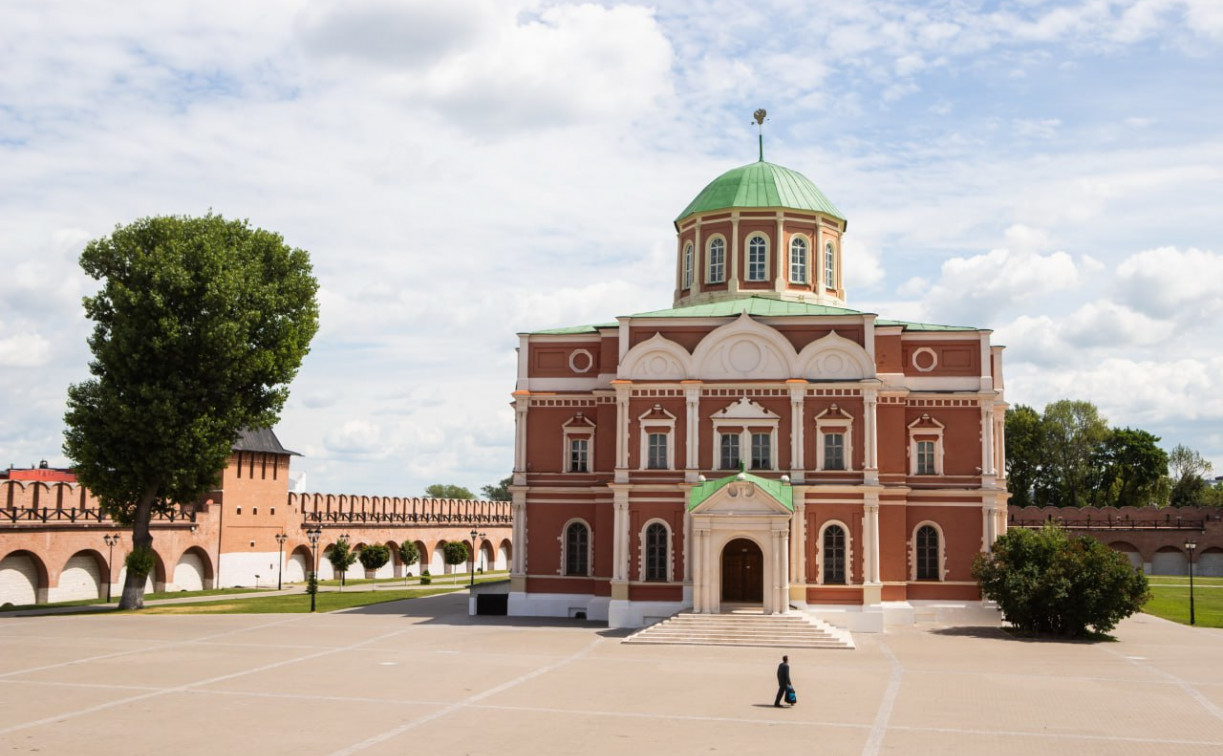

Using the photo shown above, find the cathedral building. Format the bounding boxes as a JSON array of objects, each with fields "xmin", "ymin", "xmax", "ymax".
[{"xmin": 507, "ymin": 152, "xmax": 1008, "ymax": 631}]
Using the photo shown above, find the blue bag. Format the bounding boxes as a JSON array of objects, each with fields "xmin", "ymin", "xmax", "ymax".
[{"xmin": 785, "ymin": 685, "xmax": 797, "ymax": 704}]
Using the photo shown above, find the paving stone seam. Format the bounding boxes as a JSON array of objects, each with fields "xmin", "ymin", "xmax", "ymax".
[
  {"xmin": 1101, "ymin": 645, "xmax": 1223, "ymax": 723},
  {"xmin": 325, "ymin": 636, "xmax": 605, "ymax": 756},
  {"xmin": 0, "ymin": 624, "xmax": 413, "ymax": 736},
  {"xmin": 861, "ymin": 639, "xmax": 903, "ymax": 756}
]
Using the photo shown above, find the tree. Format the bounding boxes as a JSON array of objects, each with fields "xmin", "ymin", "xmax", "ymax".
[
  {"xmin": 481, "ymin": 475, "xmax": 512, "ymax": 501},
  {"xmin": 357, "ymin": 544, "xmax": 391, "ymax": 577},
  {"xmin": 63, "ymin": 214, "xmax": 319, "ymax": 609},
  {"xmin": 398, "ymin": 541, "xmax": 420, "ymax": 580},
  {"xmin": 443, "ymin": 541, "xmax": 470, "ymax": 581},
  {"xmin": 1090, "ymin": 428, "xmax": 1168, "ymax": 508},
  {"xmin": 425, "ymin": 483, "xmax": 474, "ymax": 499},
  {"xmin": 1041, "ymin": 400, "xmax": 1110, "ymax": 507},
  {"xmin": 1005, "ymin": 405, "xmax": 1048, "ymax": 507},
  {"xmin": 1168, "ymin": 445, "xmax": 1215, "ymax": 508},
  {"xmin": 972, "ymin": 524, "xmax": 1149, "ymax": 637},
  {"xmin": 327, "ymin": 539, "xmax": 358, "ymax": 588}
]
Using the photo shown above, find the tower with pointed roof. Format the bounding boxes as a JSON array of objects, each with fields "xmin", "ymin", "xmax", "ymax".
[{"xmin": 508, "ymin": 133, "xmax": 1008, "ymax": 632}]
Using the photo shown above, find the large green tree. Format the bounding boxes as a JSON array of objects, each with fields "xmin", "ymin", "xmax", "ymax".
[
  {"xmin": 1004, "ymin": 405, "xmax": 1049, "ymax": 507},
  {"xmin": 425, "ymin": 483, "xmax": 474, "ymax": 499},
  {"xmin": 1090, "ymin": 428, "xmax": 1168, "ymax": 508},
  {"xmin": 1168, "ymin": 444, "xmax": 1216, "ymax": 507},
  {"xmin": 63, "ymin": 214, "xmax": 319, "ymax": 609},
  {"xmin": 480, "ymin": 475, "xmax": 512, "ymax": 501},
  {"xmin": 1041, "ymin": 400, "xmax": 1110, "ymax": 507}
]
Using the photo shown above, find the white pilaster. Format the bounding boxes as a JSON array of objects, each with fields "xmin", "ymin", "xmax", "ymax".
[
  {"xmin": 513, "ymin": 393, "xmax": 529, "ymax": 486},
  {"xmin": 684, "ymin": 381, "xmax": 701, "ymax": 480},
  {"xmin": 863, "ymin": 495, "xmax": 881, "ymax": 586},
  {"xmin": 614, "ymin": 381, "xmax": 631, "ymax": 482},
  {"xmin": 864, "ymin": 385, "xmax": 879, "ymax": 485},
  {"xmin": 788, "ymin": 381, "xmax": 805, "ymax": 482},
  {"xmin": 981, "ymin": 403, "xmax": 995, "ymax": 476},
  {"xmin": 612, "ymin": 488, "xmax": 630, "ymax": 582}
]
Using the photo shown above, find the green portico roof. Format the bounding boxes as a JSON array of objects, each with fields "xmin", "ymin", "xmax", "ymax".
[
  {"xmin": 676, "ymin": 161, "xmax": 845, "ymax": 224},
  {"xmin": 688, "ymin": 471, "xmax": 794, "ymax": 511}
]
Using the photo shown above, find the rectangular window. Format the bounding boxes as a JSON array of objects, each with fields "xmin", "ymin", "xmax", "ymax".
[
  {"xmin": 916, "ymin": 440, "xmax": 935, "ymax": 475},
  {"xmin": 824, "ymin": 243, "xmax": 835, "ymax": 288},
  {"xmin": 824, "ymin": 433, "xmax": 845, "ymax": 470},
  {"xmin": 750, "ymin": 432, "xmax": 770, "ymax": 470},
  {"xmin": 647, "ymin": 433, "xmax": 668, "ymax": 469},
  {"xmin": 683, "ymin": 245, "xmax": 693, "ymax": 289},
  {"xmin": 708, "ymin": 239, "xmax": 725, "ymax": 283},
  {"xmin": 570, "ymin": 438, "xmax": 589, "ymax": 473},
  {"xmin": 720, "ymin": 434, "xmax": 740, "ymax": 470}
]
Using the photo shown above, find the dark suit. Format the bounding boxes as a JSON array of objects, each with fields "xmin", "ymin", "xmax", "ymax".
[{"xmin": 774, "ymin": 660, "xmax": 791, "ymax": 706}]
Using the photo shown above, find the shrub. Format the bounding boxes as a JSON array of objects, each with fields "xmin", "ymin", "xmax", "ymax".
[
  {"xmin": 972, "ymin": 524, "xmax": 1150, "ymax": 637},
  {"xmin": 326, "ymin": 538, "xmax": 358, "ymax": 585},
  {"xmin": 420, "ymin": 569, "xmax": 432, "ymax": 585},
  {"xmin": 358, "ymin": 544, "xmax": 391, "ymax": 572},
  {"xmin": 443, "ymin": 541, "xmax": 470, "ymax": 567},
  {"xmin": 398, "ymin": 542, "xmax": 420, "ymax": 569}
]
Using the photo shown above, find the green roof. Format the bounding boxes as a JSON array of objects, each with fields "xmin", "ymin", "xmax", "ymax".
[
  {"xmin": 629, "ymin": 296, "xmax": 867, "ymax": 320},
  {"xmin": 688, "ymin": 471, "xmax": 794, "ymax": 511},
  {"xmin": 676, "ymin": 161, "xmax": 845, "ymax": 223},
  {"xmin": 526, "ymin": 297, "xmax": 980, "ymax": 334}
]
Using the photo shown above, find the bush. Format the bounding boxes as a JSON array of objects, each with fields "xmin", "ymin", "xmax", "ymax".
[
  {"xmin": 420, "ymin": 569, "xmax": 432, "ymax": 585},
  {"xmin": 443, "ymin": 541, "xmax": 470, "ymax": 567},
  {"xmin": 972, "ymin": 524, "xmax": 1150, "ymax": 637},
  {"xmin": 398, "ymin": 542, "xmax": 419, "ymax": 569},
  {"xmin": 358, "ymin": 544, "xmax": 391, "ymax": 572}
]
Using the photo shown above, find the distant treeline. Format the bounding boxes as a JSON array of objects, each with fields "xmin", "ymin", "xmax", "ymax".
[{"xmin": 1006, "ymin": 400, "xmax": 1221, "ymax": 509}]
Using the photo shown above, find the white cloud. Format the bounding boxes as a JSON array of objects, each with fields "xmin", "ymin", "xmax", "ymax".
[
  {"xmin": 1115, "ymin": 246, "xmax": 1223, "ymax": 319},
  {"xmin": 0, "ymin": 332, "xmax": 52, "ymax": 368}
]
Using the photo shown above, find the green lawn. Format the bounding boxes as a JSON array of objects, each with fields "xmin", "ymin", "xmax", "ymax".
[
  {"xmin": 134, "ymin": 585, "xmax": 465, "ymax": 614},
  {"xmin": 0, "ymin": 586, "xmax": 265, "ymax": 613},
  {"xmin": 1143, "ymin": 575, "xmax": 1223, "ymax": 628}
]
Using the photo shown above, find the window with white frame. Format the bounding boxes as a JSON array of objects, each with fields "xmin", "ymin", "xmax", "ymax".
[
  {"xmin": 915, "ymin": 524, "xmax": 939, "ymax": 580},
  {"xmin": 564, "ymin": 521, "xmax": 590, "ymax": 576},
  {"xmin": 750, "ymin": 432, "xmax": 771, "ymax": 470},
  {"xmin": 682, "ymin": 243, "xmax": 693, "ymax": 289},
  {"xmin": 790, "ymin": 236, "xmax": 808, "ymax": 283},
  {"xmin": 916, "ymin": 441, "xmax": 935, "ymax": 475},
  {"xmin": 562, "ymin": 414, "xmax": 596, "ymax": 473},
  {"xmin": 824, "ymin": 241, "xmax": 836, "ymax": 288},
  {"xmin": 814, "ymin": 404, "xmax": 854, "ymax": 472},
  {"xmin": 637, "ymin": 405, "xmax": 676, "ymax": 471},
  {"xmin": 720, "ymin": 433, "xmax": 740, "ymax": 470},
  {"xmin": 824, "ymin": 433, "xmax": 845, "ymax": 470},
  {"xmin": 644, "ymin": 522, "xmax": 668, "ymax": 581},
  {"xmin": 569, "ymin": 438, "xmax": 588, "ymax": 472},
  {"xmin": 823, "ymin": 524, "xmax": 847, "ymax": 584},
  {"xmin": 908, "ymin": 415, "xmax": 945, "ymax": 476},
  {"xmin": 747, "ymin": 235, "xmax": 767, "ymax": 281},
  {"xmin": 647, "ymin": 433, "xmax": 668, "ymax": 469},
  {"xmin": 708, "ymin": 237, "xmax": 726, "ymax": 283}
]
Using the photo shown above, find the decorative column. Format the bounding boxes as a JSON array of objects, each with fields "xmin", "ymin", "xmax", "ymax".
[
  {"xmin": 980, "ymin": 403, "xmax": 995, "ymax": 476},
  {"xmin": 729, "ymin": 215, "xmax": 740, "ymax": 294},
  {"xmin": 787, "ymin": 380, "xmax": 806, "ymax": 482},
  {"xmin": 683, "ymin": 381, "xmax": 702, "ymax": 482},
  {"xmin": 611, "ymin": 487, "xmax": 631, "ymax": 602},
  {"xmin": 773, "ymin": 213, "xmax": 786, "ymax": 293},
  {"xmin": 862, "ymin": 493, "xmax": 882, "ymax": 604},
  {"xmin": 510, "ymin": 490, "xmax": 527, "ymax": 589},
  {"xmin": 792, "ymin": 500, "xmax": 807, "ymax": 593},
  {"xmin": 692, "ymin": 221, "xmax": 702, "ymax": 296},
  {"xmin": 612, "ymin": 380, "xmax": 632, "ymax": 483},
  {"xmin": 863, "ymin": 385, "xmax": 879, "ymax": 485},
  {"xmin": 512, "ymin": 391, "xmax": 530, "ymax": 486}
]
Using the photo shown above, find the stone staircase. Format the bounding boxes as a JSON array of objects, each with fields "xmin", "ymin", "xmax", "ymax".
[{"xmin": 623, "ymin": 611, "xmax": 855, "ymax": 650}]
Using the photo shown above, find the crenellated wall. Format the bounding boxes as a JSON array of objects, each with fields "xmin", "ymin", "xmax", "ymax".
[{"xmin": 1008, "ymin": 505, "xmax": 1223, "ymax": 576}]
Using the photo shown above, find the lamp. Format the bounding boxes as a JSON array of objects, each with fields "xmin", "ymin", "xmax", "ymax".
[
  {"xmin": 1185, "ymin": 539, "xmax": 1197, "ymax": 626},
  {"xmin": 306, "ymin": 526, "xmax": 322, "ymax": 612}
]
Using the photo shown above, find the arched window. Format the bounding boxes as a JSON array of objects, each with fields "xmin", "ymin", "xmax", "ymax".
[
  {"xmin": 645, "ymin": 523, "xmax": 668, "ymax": 581},
  {"xmin": 747, "ymin": 235, "xmax": 767, "ymax": 281},
  {"xmin": 823, "ymin": 524, "xmax": 846, "ymax": 584},
  {"xmin": 916, "ymin": 525, "xmax": 939, "ymax": 580},
  {"xmin": 708, "ymin": 237, "xmax": 725, "ymax": 283},
  {"xmin": 824, "ymin": 241, "xmax": 836, "ymax": 288},
  {"xmin": 790, "ymin": 237, "xmax": 808, "ymax": 283},
  {"xmin": 682, "ymin": 243, "xmax": 693, "ymax": 289},
  {"xmin": 565, "ymin": 522, "xmax": 590, "ymax": 576}
]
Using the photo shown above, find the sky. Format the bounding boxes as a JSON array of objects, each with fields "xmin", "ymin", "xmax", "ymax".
[{"xmin": 2, "ymin": 0, "xmax": 1221, "ymax": 496}]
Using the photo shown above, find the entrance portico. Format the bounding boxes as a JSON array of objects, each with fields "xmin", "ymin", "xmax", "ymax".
[{"xmin": 688, "ymin": 473, "xmax": 793, "ymax": 615}]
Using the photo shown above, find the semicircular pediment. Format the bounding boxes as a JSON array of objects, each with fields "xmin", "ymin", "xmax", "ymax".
[
  {"xmin": 691, "ymin": 312, "xmax": 796, "ymax": 380},
  {"xmin": 796, "ymin": 330, "xmax": 874, "ymax": 380},
  {"xmin": 619, "ymin": 333, "xmax": 691, "ymax": 380}
]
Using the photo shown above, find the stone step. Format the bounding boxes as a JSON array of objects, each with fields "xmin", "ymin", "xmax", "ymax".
[{"xmin": 623, "ymin": 611, "xmax": 854, "ymax": 650}]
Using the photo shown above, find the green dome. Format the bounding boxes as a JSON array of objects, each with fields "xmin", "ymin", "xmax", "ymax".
[{"xmin": 676, "ymin": 160, "xmax": 845, "ymax": 224}]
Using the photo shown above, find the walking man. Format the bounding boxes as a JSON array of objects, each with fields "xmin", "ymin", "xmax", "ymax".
[{"xmin": 773, "ymin": 654, "xmax": 791, "ymax": 707}]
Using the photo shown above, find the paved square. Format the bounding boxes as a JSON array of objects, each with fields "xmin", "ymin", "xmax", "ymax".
[{"xmin": 1, "ymin": 594, "xmax": 1221, "ymax": 755}]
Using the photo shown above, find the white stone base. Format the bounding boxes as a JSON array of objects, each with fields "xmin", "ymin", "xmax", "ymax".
[
  {"xmin": 808, "ymin": 600, "xmax": 1001, "ymax": 633},
  {"xmin": 508, "ymin": 591, "xmax": 604, "ymax": 620},
  {"xmin": 609, "ymin": 599, "xmax": 689, "ymax": 629},
  {"xmin": 804, "ymin": 603, "xmax": 885, "ymax": 633}
]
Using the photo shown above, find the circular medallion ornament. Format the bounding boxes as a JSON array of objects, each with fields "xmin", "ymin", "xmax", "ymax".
[
  {"xmin": 569, "ymin": 349, "xmax": 594, "ymax": 374},
  {"xmin": 728, "ymin": 340, "xmax": 762, "ymax": 372},
  {"xmin": 912, "ymin": 347, "xmax": 937, "ymax": 373}
]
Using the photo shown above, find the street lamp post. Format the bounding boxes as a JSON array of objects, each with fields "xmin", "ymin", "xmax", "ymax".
[
  {"xmin": 1185, "ymin": 539, "xmax": 1197, "ymax": 626},
  {"xmin": 102, "ymin": 533, "xmax": 120, "ymax": 602},
  {"xmin": 306, "ymin": 526, "xmax": 322, "ymax": 612},
  {"xmin": 469, "ymin": 528, "xmax": 478, "ymax": 588},
  {"xmin": 274, "ymin": 533, "xmax": 288, "ymax": 591}
]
